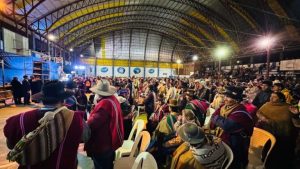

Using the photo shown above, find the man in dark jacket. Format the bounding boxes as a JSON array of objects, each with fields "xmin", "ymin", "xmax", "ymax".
[
  {"xmin": 22, "ymin": 75, "xmax": 31, "ymax": 105},
  {"xmin": 252, "ymin": 80, "xmax": 272, "ymax": 109},
  {"xmin": 11, "ymin": 77, "xmax": 23, "ymax": 104}
]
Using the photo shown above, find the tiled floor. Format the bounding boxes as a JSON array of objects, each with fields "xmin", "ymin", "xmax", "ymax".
[{"xmin": 0, "ymin": 105, "xmax": 94, "ymax": 169}]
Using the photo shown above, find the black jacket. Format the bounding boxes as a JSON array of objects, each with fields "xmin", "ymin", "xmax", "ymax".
[
  {"xmin": 22, "ymin": 79, "xmax": 31, "ymax": 92},
  {"xmin": 252, "ymin": 89, "xmax": 272, "ymax": 109},
  {"xmin": 11, "ymin": 79, "xmax": 23, "ymax": 97}
]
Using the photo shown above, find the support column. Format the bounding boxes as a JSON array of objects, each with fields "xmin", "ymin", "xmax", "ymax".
[
  {"xmin": 93, "ymin": 38, "xmax": 97, "ymax": 77},
  {"xmin": 170, "ymin": 42, "xmax": 178, "ymax": 77},
  {"xmin": 112, "ymin": 32, "xmax": 115, "ymax": 78},
  {"xmin": 143, "ymin": 30, "xmax": 150, "ymax": 78},
  {"xmin": 1, "ymin": 59, "xmax": 4, "ymax": 87},
  {"xmin": 157, "ymin": 36, "xmax": 164, "ymax": 77},
  {"xmin": 129, "ymin": 29, "xmax": 132, "ymax": 77}
]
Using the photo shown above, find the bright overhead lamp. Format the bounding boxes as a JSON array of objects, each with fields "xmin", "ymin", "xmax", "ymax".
[
  {"xmin": 80, "ymin": 54, "xmax": 84, "ymax": 58},
  {"xmin": 257, "ymin": 35, "xmax": 276, "ymax": 49},
  {"xmin": 47, "ymin": 34, "xmax": 56, "ymax": 41},
  {"xmin": 176, "ymin": 59, "xmax": 182, "ymax": 64},
  {"xmin": 192, "ymin": 55, "xmax": 198, "ymax": 61},
  {"xmin": 215, "ymin": 46, "xmax": 230, "ymax": 59},
  {"xmin": 69, "ymin": 48, "xmax": 73, "ymax": 52}
]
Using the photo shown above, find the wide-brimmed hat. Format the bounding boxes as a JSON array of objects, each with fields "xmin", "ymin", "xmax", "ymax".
[
  {"xmin": 90, "ymin": 79, "xmax": 116, "ymax": 96},
  {"xmin": 177, "ymin": 123, "xmax": 205, "ymax": 145},
  {"xmin": 168, "ymin": 99, "xmax": 179, "ymax": 107},
  {"xmin": 223, "ymin": 86, "xmax": 244, "ymax": 101},
  {"xmin": 32, "ymin": 80, "xmax": 74, "ymax": 102},
  {"xmin": 273, "ymin": 82, "xmax": 284, "ymax": 89},
  {"xmin": 262, "ymin": 80, "xmax": 272, "ymax": 87}
]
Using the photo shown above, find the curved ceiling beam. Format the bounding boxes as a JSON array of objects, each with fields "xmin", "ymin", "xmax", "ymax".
[
  {"xmin": 171, "ymin": 0, "xmax": 235, "ymax": 28},
  {"xmin": 63, "ymin": 19, "xmax": 205, "ymax": 49},
  {"xmin": 59, "ymin": 14, "xmax": 207, "ymax": 48},
  {"xmin": 50, "ymin": 4, "xmax": 215, "ymax": 44},
  {"xmin": 29, "ymin": 0, "xmax": 238, "ymax": 51},
  {"xmin": 75, "ymin": 31, "xmax": 193, "ymax": 58},
  {"xmin": 69, "ymin": 23, "xmax": 197, "ymax": 50},
  {"xmin": 267, "ymin": 0, "xmax": 300, "ymax": 39},
  {"xmin": 31, "ymin": 0, "xmax": 232, "ymax": 30},
  {"xmin": 67, "ymin": 24, "xmax": 198, "ymax": 51},
  {"xmin": 76, "ymin": 28, "xmax": 189, "ymax": 55},
  {"xmin": 220, "ymin": 0, "xmax": 260, "ymax": 32}
]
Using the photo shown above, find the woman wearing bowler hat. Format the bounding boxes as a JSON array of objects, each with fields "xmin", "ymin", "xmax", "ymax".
[{"xmin": 210, "ymin": 86, "xmax": 254, "ymax": 169}]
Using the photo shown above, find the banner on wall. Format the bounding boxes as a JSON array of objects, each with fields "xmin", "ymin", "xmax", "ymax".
[
  {"xmin": 130, "ymin": 67, "xmax": 144, "ymax": 77},
  {"xmin": 115, "ymin": 67, "xmax": 129, "ymax": 77},
  {"xmin": 97, "ymin": 66, "xmax": 112, "ymax": 76},
  {"xmin": 159, "ymin": 68, "xmax": 173, "ymax": 77},
  {"xmin": 145, "ymin": 68, "xmax": 157, "ymax": 77}
]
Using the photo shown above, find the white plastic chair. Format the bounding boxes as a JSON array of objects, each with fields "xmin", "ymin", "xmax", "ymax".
[
  {"xmin": 114, "ymin": 131, "xmax": 151, "ymax": 169},
  {"xmin": 115, "ymin": 120, "xmax": 145, "ymax": 160},
  {"xmin": 222, "ymin": 142, "xmax": 234, "ymax": 169},
  {"xmin": 131, "ymin": 152, "xmax": 158, "ymax": 169},
  {"xmin": 204, "ymin": 107, "xmax": 215, "ymax": 126}
]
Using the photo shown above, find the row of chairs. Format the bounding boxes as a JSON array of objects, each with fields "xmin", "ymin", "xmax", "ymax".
[
  {"xmin": 114, "ymin": 130, "xmax": 156, "ymax": 169},
  {"xmin": 115, "ymin": 107, "xmax": 276, "ymax": 169}
]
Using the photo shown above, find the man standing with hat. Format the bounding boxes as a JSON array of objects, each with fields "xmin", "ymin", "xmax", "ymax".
[
  {"xmin": 210, "ymin": 86, "xmax": 254, "ymax": 169},
  {"xmin": 252, "ymin": 80, "xmax": 272, "ymax": 109},
  {"xmin": 4, "ymin": 80, "xmax": 88, "ymax": 169},
  {"xmin": 85, "ymin": 79, "xmax": 124, "ymax": 169}
]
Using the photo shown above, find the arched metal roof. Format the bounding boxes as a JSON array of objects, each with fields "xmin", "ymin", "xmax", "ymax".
[{"xmin": 3, "ymin": 0, "xmax": 300, "ymax": 60}]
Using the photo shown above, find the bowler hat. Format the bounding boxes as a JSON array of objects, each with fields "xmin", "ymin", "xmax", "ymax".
[
  {"xmin": 177, "ymin": 123, "xmax": 205, "ymax": 145},
  {"xmin": 32, "ymin": 80, "xmax": 74, "ymax": 102},
  {"xmin": 262, "ymin": 80, "xmax": 272, "ymax": 87},
  {"xmin": 223, "ymin": 86, "xmax": 244, "ymax": 101}
]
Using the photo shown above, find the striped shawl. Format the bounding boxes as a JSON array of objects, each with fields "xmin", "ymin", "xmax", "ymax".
[{"xmin": 7, "ymin": 106, "xmax": 74, "ymax": 166}]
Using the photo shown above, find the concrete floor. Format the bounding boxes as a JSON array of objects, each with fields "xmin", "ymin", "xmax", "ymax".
[{"xmin": 0, "ymin": 105, "xmax": 93, "ymax": 169}]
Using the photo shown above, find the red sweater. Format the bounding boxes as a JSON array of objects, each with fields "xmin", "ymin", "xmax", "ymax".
[
  {"xmin": 4, "ymin": 109, "xmax": 84, "ymax": 169},
  {"xmin": 85, "ymin": 95, "xmax": 124, "ymax": 155}
]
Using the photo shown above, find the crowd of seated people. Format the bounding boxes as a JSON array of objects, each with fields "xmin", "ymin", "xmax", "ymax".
[{"xmin": 4, "ymin": 74, "xmax": 300, "ymax": 169}]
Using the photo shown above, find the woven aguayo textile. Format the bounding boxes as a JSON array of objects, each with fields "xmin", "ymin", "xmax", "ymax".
[{"xmin": 7, "ymin": 106, "xmax": 74, "ymax": 166}]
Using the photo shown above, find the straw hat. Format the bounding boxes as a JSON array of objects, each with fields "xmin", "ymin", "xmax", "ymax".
[{"xmin": 90, "ymin": 79, "xmax": 116, "ymax": 96}]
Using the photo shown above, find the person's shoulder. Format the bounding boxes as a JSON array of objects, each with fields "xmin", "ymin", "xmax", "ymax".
[{"xmin": 4, "ymin": 109, "xmax": 39, "ymax": 133}]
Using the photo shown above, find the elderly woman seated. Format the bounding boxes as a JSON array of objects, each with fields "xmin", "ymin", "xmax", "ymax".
[{"xmin": 171, "ymin": 123, "xmax": 227, "ymax": 169}]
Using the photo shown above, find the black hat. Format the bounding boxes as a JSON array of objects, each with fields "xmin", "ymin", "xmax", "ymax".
[
  {"xmin": 32, "ymin": 80, "xmax": 74, "ymax": 102},
  {"xmin": 23, "ymin": 75, "xmax": 28, "ymax": 79},
  {"xmin": 273, "ymin": 83, "xmax": 284, "ymax": 89},
  {"xmin": 224, "ymin": 86, "xmax": 244, "ymax": 101},
  {"xmin": 262, "ymin": 80, "xmax": 272, "ymax": 87},
  {"xmin": 65, "ymin": 81, "xmax": 77, "ymax": 89}
]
